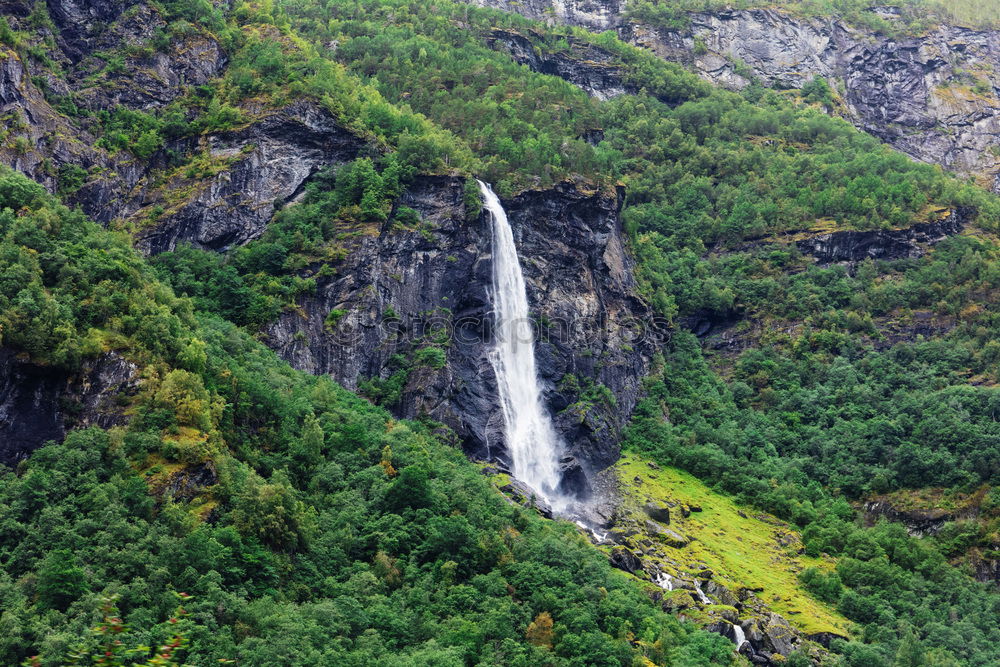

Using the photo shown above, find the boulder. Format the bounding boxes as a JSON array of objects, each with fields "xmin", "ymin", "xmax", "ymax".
[
  {"xmin": 608, "ymin": 547, "xmax": 643, "ymax": 574},
  {"xmin": 704, "ymin": 580, "xmax": 740, "ymax": 606},
  {"xmin": 499, "ymin": 478, "xmax": 554, "ymax": 518},
  {"xmin": 556, "ymin": 455, "xmax": 592, "ymax": 498},
  {"xmin": 662, "ymin": 529, "xmax": 689, "ymax": 548},
  {"xmin": 643, "ymin": 501, "xmax": 671, "ymax": 524}
]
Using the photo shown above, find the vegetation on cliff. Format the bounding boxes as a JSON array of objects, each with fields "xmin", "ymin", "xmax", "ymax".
[
  {"xmin": 0, "ymin": 167, "xmax": 733, "ymax": 665},
  {"xmin": 625, "ymin": 0, "xmax": 1000, "ymax": 33},
  {"xmin": 2, "ymin": 0, "xmax": 1000, "ymax": 665}
]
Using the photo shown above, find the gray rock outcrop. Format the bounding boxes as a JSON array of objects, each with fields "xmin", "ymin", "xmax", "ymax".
[
  {"xmin": 465, "ymin": 1, "xmax": 1000, "ymax": 190},
  {"xmin": 795, "ymin": 206, "xmax": 972, "ymax": 263},
  {"xmin": 133, "ymin": 101, "xmax": 366, "ymax": 253},
  {"xmin": 263, "ymin": 176, "xmax": 663, "ymax": 488}
]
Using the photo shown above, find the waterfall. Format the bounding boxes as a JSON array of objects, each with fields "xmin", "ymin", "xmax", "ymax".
[
  {"xmin": 654, "ymin": 572, "xmax": 673, "ymax": 591},
  {"xmin": 693, "ymin": 580, "xmax": 711, "ymax": 605},
  {"xmin": 479, "ymin": 180, "xmax": 565, "ymax": 509},
  {"xmin": 731, "ymin": 623, "xmax": 748, "ymax": 650},
  {"xmin": 576, "ymin": 520, "xmax": 608, "ymax": 544}
]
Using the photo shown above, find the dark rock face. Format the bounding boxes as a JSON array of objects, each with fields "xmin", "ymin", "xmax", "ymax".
[
  {"xmin": 795, "ymin": 206, "xmax": 972, "ymax": 264},
  {"xmin": 163, "ymin": 462, "xmax": 218, "ymax": 500},
  {"xmin": 971, "ymin": 552, "xmax": 1000, "ymax": 588},
  {"xmin": 862, "ymin": 498, "xmax": 962, "ymax": 537},
  {"xmin": 556, "ymin": 455, "xmax": 592, "ymax": 497},
  {"xmin": 608, "ymin": 546, "xmax": 643, "ymax": 573},
  {"xmin": 643, "ymin": 501, "xmax": 671, "ymax": 524},
  {"xmin": 135, "ymin": 101, "xmax": 366, "ymax": 253},
  {"xmin": 0, "ymin": 39, "xmax": 124, "ymax": 198},
  {"xmin": 0, "ymin": 0, "xmax": 228, "ymax": 226},
  {"xmin": 0, "ymin": 348, "xmax": 138, "ymax": 465},
  {"xmin": 264, "ymin": 177, "xmax": 660, "ymax": 489},
  {"xmin": 45, "ymin": 0, "xmax": 143, "ymax": 62},
  {"xmin": 486, "ymin": 28, "xmax": 635, "ymax": 101},
  {"xmin": 69, "ymin": 7, "xmax": 228, "ymax": 111},
  {"xmin": 505, "ymin": 181, "xmax": 662, "ymax": 473}
]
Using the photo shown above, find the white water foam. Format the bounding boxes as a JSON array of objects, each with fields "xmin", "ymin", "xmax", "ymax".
[
  {"xmin": 480, "ymin": 181, "xmax": 566, "ymax": 511},
  {"xmin": 693, "ymin": 580, "xmax": 711, "ymax": 604},
  {"xmin": 732, "ymin": 623, "xmax": 748, "ymax": 650}
]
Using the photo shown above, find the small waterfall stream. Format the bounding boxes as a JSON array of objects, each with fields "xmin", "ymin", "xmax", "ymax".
[
  {"xmin": 693, "ymin": 580, "xmax": 711, "ymax": 605},
  {"xmin": 654, "ymin": 572, "xmax": 673, "ymax": 591},
  {"xmin": 731, "ymin": 623, "xmax": 748, "ymax": 651},
  {"xmin": 479, "ymin": 181, "xmax": 566, "ymax": 509}
]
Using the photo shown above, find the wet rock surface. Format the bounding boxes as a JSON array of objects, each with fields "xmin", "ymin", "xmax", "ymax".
[
  {"xmin": 0, "ymin": 348, "xmax": 139, "ymax": 465},
  {"xmin": 264, "ymin": 176, "xmax": 661, "ymax": 489}
]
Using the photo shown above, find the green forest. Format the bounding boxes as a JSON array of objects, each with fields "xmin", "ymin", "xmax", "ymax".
[{"xmin": 1, "ymin": 0, "xmax": 1000, "ymax": 665}]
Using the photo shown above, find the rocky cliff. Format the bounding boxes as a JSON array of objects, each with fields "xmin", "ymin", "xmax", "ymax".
[
  {"xmin": 0, "ymin": 1, "xmax": 369, "ymax": 254},
  {"xmin": 264, "ymin": 176, "xmax": 662, "ymax": 491},
  {"xmin": 794, "ymin": 206, "xmax": 973, "ymax": 263},
  {"xmin": 0, "ymin": 0, "xmax": 661, "ymax": 492},
  {"xmin": 0, "ymin": 348, "xmax": 138, "ymax": 465},
  {"xmin": 467, "ymin": 0, "xmax": 1000, "ymax": 190},
  {"xmin": 486, "ymin": 28, "xmax": 637, "ymax": 101},
  {"xmin": 132, "ymin": 101, "xmax": 366, "ymax": 254},
  {"xmin": 0, "ymin": 0, "xmax": 229, "ymax": 217}
]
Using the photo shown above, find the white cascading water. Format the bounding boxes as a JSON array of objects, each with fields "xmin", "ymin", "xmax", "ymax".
[
  {"xmin": 654, "ymin": 572, "xmax": 673, "ymax": 591},
  {"xmin": 731, "ymin": 624, "xmax": 748, "ymax": 650},
  {"xmin": 479, "ymin": 180, "xmax": 565, "ymax": 509},
  {"xmin": 693, "ymin": 580, "xmax": 711, "ymax": 605}
]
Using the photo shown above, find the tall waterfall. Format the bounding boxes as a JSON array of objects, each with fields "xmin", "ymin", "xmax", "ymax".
[{"xmin": 479, "ymin": 181, "xmax": 565, "ymax": 508}]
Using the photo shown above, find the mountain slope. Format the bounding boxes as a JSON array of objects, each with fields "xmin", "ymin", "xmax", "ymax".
[
  {"xmin": 1, "ymin": 0, "xmax": 1000, "ymax": 666},
  {"xmin": 465, "ymin": 0, "xmax": 1000, "ymax": 191}
]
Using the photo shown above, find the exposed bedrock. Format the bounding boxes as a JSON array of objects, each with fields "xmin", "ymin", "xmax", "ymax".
[
  {"xmin": 263, "ymin": 176, "xmax": 662, "ymax": 484},
  {"xmin": 795, "ymin": 206, "xmax": 973, "ymax": 263},
  {"xmin": 486, "ymin": 28, "xmax": 637, "ymax": 101},
  {"xmin": 465, "ymin": 0, "xmax": 1000, "ymax": 190},
  {"xmin": 132, "ymin": 101, "xmax": 366, "ymax": 254},
  {"xmin": 0, "ymin": 348, "xmax": 139, "ymax": 466}
]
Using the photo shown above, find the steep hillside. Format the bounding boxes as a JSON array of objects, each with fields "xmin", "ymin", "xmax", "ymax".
[
  {"xmin": 0, "ymin": 165, "xmax": 737, "ymax": 666},
  {"xmin": 2, "ymin": 0, "xmax": 1000, "ymax": 666},
  {"xmin": 466, "ymin": 0, "xmax": 1000, "ymax": 191}
]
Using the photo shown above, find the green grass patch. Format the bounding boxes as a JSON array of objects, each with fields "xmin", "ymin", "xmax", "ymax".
[{"xmin": 616, "ymin": 451, "xmax": 850, "ymax": 637}]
